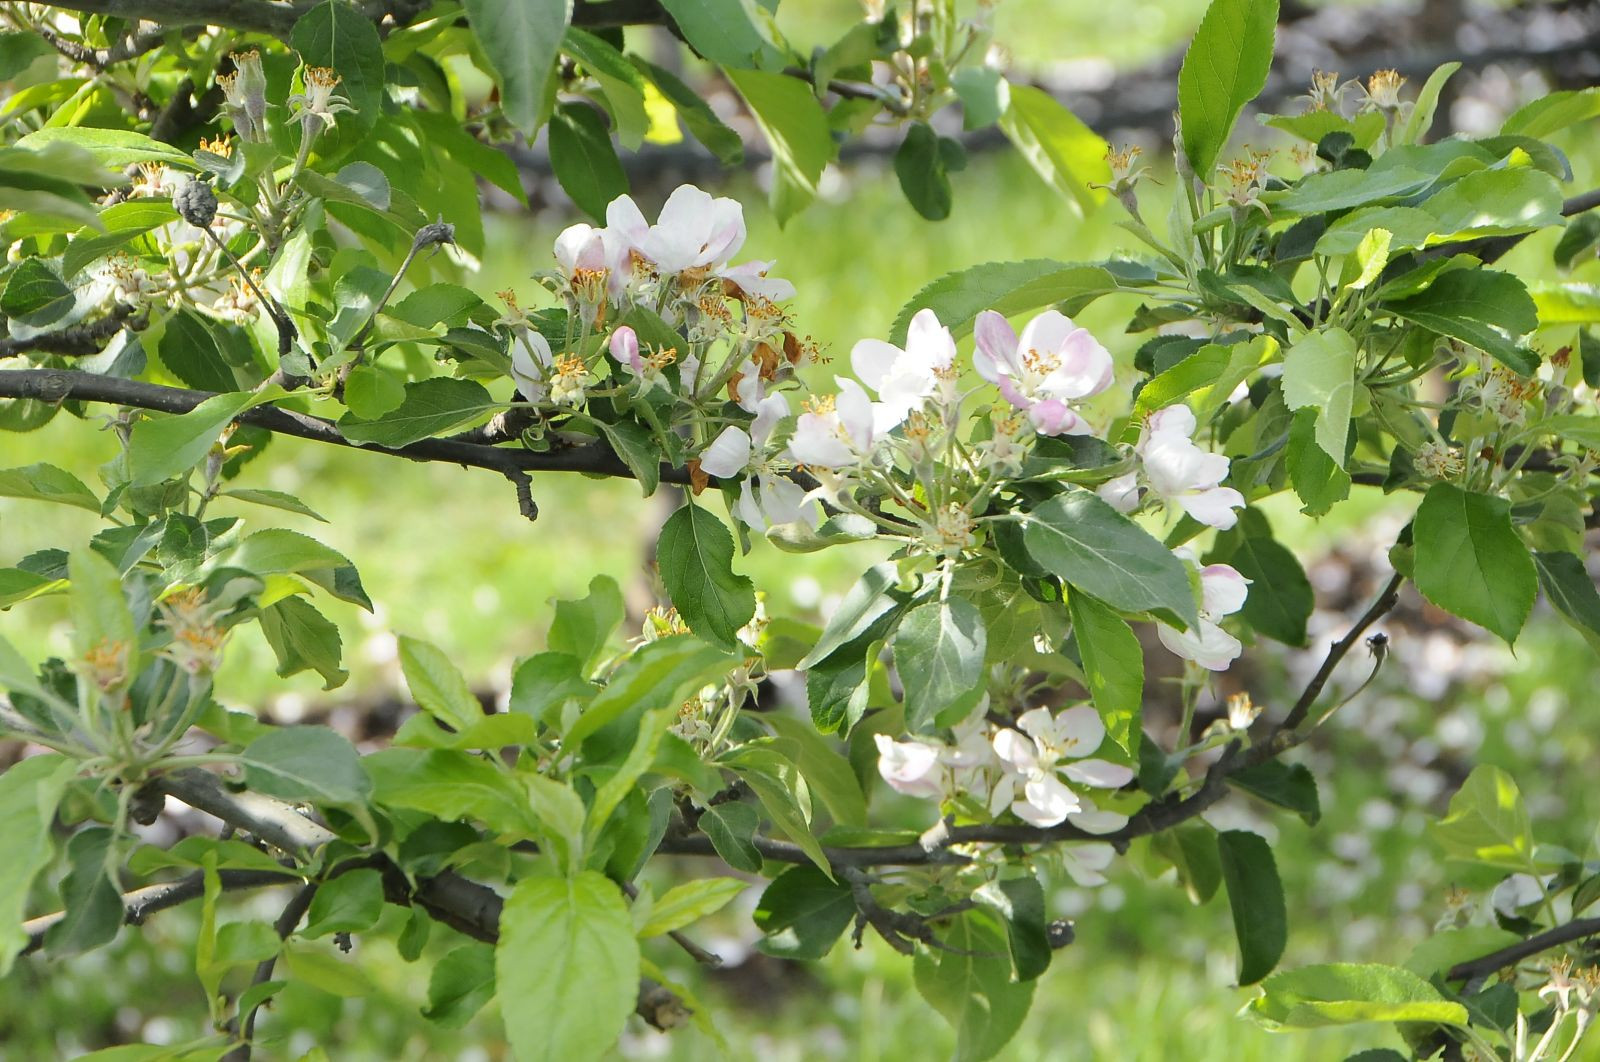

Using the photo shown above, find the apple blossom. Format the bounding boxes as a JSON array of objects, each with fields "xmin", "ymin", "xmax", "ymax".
[
  {"xmin": 851, "ymin": 308, "xmax": 959, "ymax": 425},
  {"xmin": 607, "ymin": 185, "xmax": 746, "ymax": 277},
  {"xmin": 607, "ymin": 325, "xmax": 674, "ymax": 395},
  {"xmin": 973, "ymin": 309, "xmax": 1114, "ymax": 436},
  {"xmin": 699, "ymin": 396, "xmax": 821, "ymax": 532},
  {"xmin": 990, "ymin": 706, "xmax": 1134, "ymax": 828},
  {"xmin": 509, "ymin": 329, "xmax": 554, "ymax": 403},
  {"xmin": 874, "ymin": 734, "xmax": 945, "ymax": 799},
  {"xmin": 1061, "ymin": 842, "xmax": 1117, "ymax": 887},
  {"xmin": 786, "ymin": 378, "xmax": 893, "ymax": 469},
  {"xmin": 1156, "ymin": 554, "xmax": 1250, "ymax": 671},
  {"xmin": 1100, "ymin": 403, "xmax": 1245, "ymax": 529}
]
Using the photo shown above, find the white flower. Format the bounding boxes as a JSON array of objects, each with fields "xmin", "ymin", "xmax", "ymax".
[
  {"xmin": 700, "ymin": 395, "xmax": 820, "ymax": 533},
  {"xmin": 553, "ymin": 223, "xmax": 610, "ymax": 275},
  {"xmin": 1157, "ymin": 554, "xmax": 1250, "ymax": 671},
  {"xmin": 973, "ymin": 309, "xmax": 1114, "ymax": 436},
  {"xmin": 851, "ymin": 308, "xmax": 959, "ymax": 426},
  {"xmin": 510, "ymin": 330, "xmax": 554, "ymax": 402},
  {"xmin": 1061, "ymin": 842, "xmax": 1117, "ymax": 887},
  {"xmin": 786, "ymin": 378, "xmax": 886, "ymax": 469},
  {"xmin": 1096, "ymin": 471, "xmax": 1141, "ymax": 513},
  {"xmin": 990, "ymin": 706, "xmax": 1134, "ymax": 828},
  {"xmin": 720, "ymin": 259, "xmax": 796, "ymax": 302},
  {"xmin": 875, "ymin": 734, "xmax": 945, "ymax": 799},
  {"xmin": 607, "ymin": 185, "xmax": 746, "ymax": 276},
  {"xmin": 1134, "ymin": 404, "xmax": 1245, "ymax": 529}
]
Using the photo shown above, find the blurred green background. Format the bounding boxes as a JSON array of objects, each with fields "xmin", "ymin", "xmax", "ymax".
[{"xmin": 5, "ymin": 0, "xmax": 1600, "ymax": 1057}]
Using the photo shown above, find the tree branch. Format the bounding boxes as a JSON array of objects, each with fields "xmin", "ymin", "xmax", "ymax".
[
  {"xmin": 1447, "ymin": 917, "xmax": 1600, "ymax": 984},
  {"xmin": 0, "ymin": 368, "xmax": 693, "ymax": 487},
  {"xmin": 21, "ymin": 867, "xmax": 299, "ymax": 954},
  {"xmin": 0, "ymin": 307, "xmax": 146, "ymax": 359}
]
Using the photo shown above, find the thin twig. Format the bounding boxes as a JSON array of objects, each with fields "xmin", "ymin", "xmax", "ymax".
[
  {"xmin": 1447, "ymin": 918, "xmax": 1600, "ymax": 984},
  {"xmin": 222, "ymin": 882, "xmax": 318, "ymax": 1062}
]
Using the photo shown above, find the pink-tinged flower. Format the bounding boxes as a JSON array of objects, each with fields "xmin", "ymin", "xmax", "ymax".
[
  {"xmin": 554, "ymin": 223, "xmax": 610, "ymax": 275},
  {"xmin": 606, "ymin": 325, "xmax": 673, "ymax": 395},
  {"xmin": 786, "ymin": 378, "xmax": 884, "ymax": 469},
  {"xmin": 851, "ymin": 309, "xmax": 959, "ymax": 425},
  {"xmin": 1133, "ymin": 404, "xmax": 1245, "ymax": 529},
  {"xmin": 699, "ymin": 396, "xmax": 820, "ymax": 532},
  {"xmin": 973, "ymin": 309, "xmax": 1114, "ymax": 436},
  {"xmin": 875, "ymin": 734, "xmax": 945, "ymax": 799},
  {"xmin": 989, "ymin": 706, "xmax": 1134, "ymax": 828},
  {"xmin": 510, "ymin": 329, "xmax": 554, "ymax": 402},
  {"xmin": 1157, "ymin": 555, "xmax": 1250, "ymax": 671}
]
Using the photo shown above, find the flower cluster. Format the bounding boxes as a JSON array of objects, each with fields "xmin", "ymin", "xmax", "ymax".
[
  {"xmin": 874, "ymin": 705, "xmax": 1131, "ymax": 886},
  {"xmin": 1097, "ymin": 405, "xmax": 1245, "ymax": 529}
]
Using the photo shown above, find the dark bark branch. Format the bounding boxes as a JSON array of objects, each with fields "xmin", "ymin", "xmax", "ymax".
[
  {"xmin": 0, "ymin": 368, "xmax": 693, "ymax": 487},
  {"xmin": 1446, "ymin": 917, "xmax": 1600, "ymax": 983},
  {"xmin": 1270, "ymin": 571, "xmax": 1404, "ymax": 738},
  {"xmin": 21, "ymin": 867, "xmax": 300, "ymax": 954},
  {"xmin": 223, "ymin": 881, "xmax": 318, "ymax": 1062},
  {"xmin": 0, "ymin": 308, "xmax": 146, "ymax": 359}
]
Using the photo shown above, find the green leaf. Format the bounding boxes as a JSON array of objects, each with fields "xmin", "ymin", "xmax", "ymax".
[
  {"xmin": 548, "ymin": 102, "xmax": 628, "ymax": 222},
  {"xmin": 1208, "ymin": 512, "xmax": 1313, "ymax": 646},
  {"xmin": 1218, "ymin": 830, "xmax": 1286, "ymax": 985},
  {"xmin": 0, "ymin": 257, "xmax": 72, "ymax": 320},
  {"xmin": 217, "ymin": 488, "xmax": 328, "ymax": 522},
  {"xmin": 342, "ymin": 365, "xmax": 406, "ymax": 420},
  {"xmin": 1177, "ymin": 0, "xmax": 1278, "ymax": 177},
  {"xmin": 890, "ymin": 260, "xmax": 1122, "ymax": 346},
  {"xmin": 424, "ymin": 943, "xmax": 496, "ymax": 1028},
  {"xmin": 1282, "ymin": 326, "xmax": 1357, "ymax": 466},
  {"xmin": 895, "ymin": 597, "xmax": 986, "ymax": 732},
  {"xmin": 42, "ymin": 825, "xmax": 122, "ymax": 957},
  {"xmin": 584, "ymin": 708, "xmax": 670, "ymax": 851},
  {"xmin": 1246, "ymin": 963, "xmax": 1470, "ymax": 1029},
  {"xmin": 155, "ymin": 309, "xmax": 235, "ymax": 392},
  {"xmin": 0, "ymin": 462, "xmax": 99, "ymax": 511},
  {"xmin": 291, "ymin": 0, "xmax": 386, "ymax": 130},
  {"xmin": 1403, "ymin": 926, "xmax": 1520, "ymax": 978},
  {"xmin": 496, "ymin": 871, "xmax": 638, "ymax": 1062},
  {"xmin": 62, "ymin": 200, "xmax": 181, "ymax": 278},
  {"xmin": 1021, "ymin": 491, "xmax": 1198, "ymax": 627},
  {"xmin": 461, "ymin": 0, "xmax": 571, "ymax": 130},
  {"xmin": 1429, "ymin": 764, "xmax": 1536, "ymax": 871},
  {"xmin": 129, "ymin": 390, "xmax": 258, "ymax": 486},
  {"xmin": 302, "ymin": 869, "xmax": 384, "ymax": 938},
  {"xmin": 1534, "ymin": 550, "xmax": 1600, "ymax": 646},
  {"xmin": 952, "ymin": 68, "xmax": 1010, "ymax": 130},
  {"xmin": 16, "ymin": 127, "xmax": 194, "ymax": 170},
  {"xmin": 364, "ymin": 748, "xmax": 538, "ymax": 836},
  {"xmin": 68, "ymin": 546, "xmax": 136, "ymax": 675},
  {"xmin": 766, "ymin": 714, "xmax": 868, "ymax": 827},
  {"xmin": 547, "ymin": 575, "xmax": 624, "ymax": 675},
  {"xmin": 724, "ymin": 745, "xmax": 830, "ymax": 876},
  {"xmin": 1227, "ymin": 761, "xmax": 1320, "ymax": 825},
  {"xmin": 508, "ymin": 651, "xmax": 593, "ymax": 724},
  {"xmin": 0, "ymin": 753, "xmax": 77, "ymax": 976},
  {"xmin": 283, "ymin": 941, "xmax": 372, "ymax": 996},
  {"xmin": 1286, "ymin": 407, "xmax": 1350, "ymax": 516},
  {"xmin": 699, "ymin": 802, "xmax": 762, "ymax": 872},
  {"xmin": 996, "ymin": 84, "xmax": 1107, "ymax": 213},
  {"xmin": 661, "ymin": 0, "xmax": 782, "ymax": 68},
  {"xmin": 595, "ymin": 417, "xmax": 661, "ymax": 496},
  {"xmin": 241, "ymin": 725, "xmax": 371, "ymax": 810},
  {"xmin": 798, "ymin": 563, "xmax": 903, "ymax": 670},
  {"xmin": 563, "ymin": 635, "xmax": 737, "ymax": 748},
  {"xmin": 638, "ymin": 877, "xmax": 746, "ymax": 938},
  {"xmin": 629, "ymin": 56, "xmax": 743, "ymax": 166},
  {"xmin": 1067, "ymin": 590, "xmax": 1142, "ymax": 756},
  {"xmin": 753, "ymin": 864, "xmax": 854, "ymax": 960},
  {"xmin": 913, "ymin": 908, "xmax": 1035, "ymax": 1062},
  {"xmin": 220, "ymin": 529, "xmax": 370, "ymax": 610},
  {"xmin": 562, "ymin": 27, "xmax": 647, "ymax": 148},
  {"xmin": 1413, "ymin": 484, "xmax": 1536, "ymax": 644},
  {"xmin": 1399, "ymin": 62, "xmax": 1460, "ymax": 144},
  {"xmin": 338, "ymin": 378, "xmax": 495, "ymax": 447},
  {"xmin": 725, "ymin": 67, "xmax": 833, "ymax": 225},
  {"xmin": 1385, "ymin": 269, "xmax": 1539, "ymax": 376},
  {"xmin": 399, "ymin": 635, "xmax": 485, "ymax": 732},
  {"xmin": 1501, "ymin": 87, "xmax": 1600, "ymax": 138},
  {"xmin": 894, "ymin": 122, "xmax": 955, "ymax": 221},
  {"xmin": 981, "ymin": 875, "xmax": 1051, "ymax": 982},
  {"xmin": 656, "ymin": 502, "xmax": 755, "ymax": 651},
  {"xmin": 259, "ymin": 596, "xmax": 348, "ymax": 690},
  {"xmin": 0, "ymin": 31, "xmax": 53, "ymax": 79}
]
